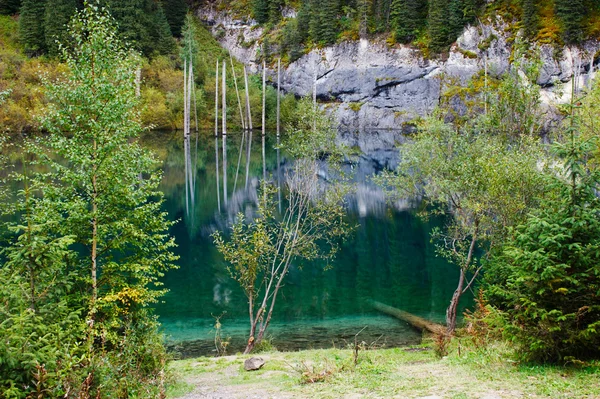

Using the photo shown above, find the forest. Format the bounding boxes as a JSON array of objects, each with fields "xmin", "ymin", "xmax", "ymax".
[{"xmin": 0, "ymin": 0, "xmax": 600, "ymax": 398}]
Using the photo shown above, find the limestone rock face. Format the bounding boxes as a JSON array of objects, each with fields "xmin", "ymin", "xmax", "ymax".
[{"xmin": 198, "ymin": 8, "xmax": 600, "ymax": 130}]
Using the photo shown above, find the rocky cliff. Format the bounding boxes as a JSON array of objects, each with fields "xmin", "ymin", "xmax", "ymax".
[{"xmin": 198, "ymin": 7, "xmax": 599, "ymax": 131}]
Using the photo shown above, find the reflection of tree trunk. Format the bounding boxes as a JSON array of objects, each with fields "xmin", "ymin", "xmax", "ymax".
[{"xmin": 215, "ymin": 136, "xmax": 221, "ymax": 213}]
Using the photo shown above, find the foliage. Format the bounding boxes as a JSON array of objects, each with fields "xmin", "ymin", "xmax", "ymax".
[
  {"xmin": 377, "ymin": 60, "xmax": 550, "ymax": 333},
  {"xmin": 163, "ymin": 0, "xmax": 188, "ymax": 37},
  {"xmin": 214, "ymin": 162, "xmax": 349, "ymax": 353},
  {"xmin": 485, "ymin": 113, "xmax": 600, "ymax": 362},
  {"xmin": 19, "ymin": 0, "xmax": 46, "ymax": 55},
  {"xmin": 0, "ymin": 0, "xmax": 21, "ymax": 15},
  {"xmin": 0, "ymin": 3, "xmax": 177, "ymax": 396},
  {"xmin": 44, "ymin": 0, "xmax": 77, "ymax": 57}
]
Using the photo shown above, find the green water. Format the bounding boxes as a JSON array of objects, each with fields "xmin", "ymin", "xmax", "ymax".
[{"xmin": 146, "ymin": 131, "xmax": 468, "ymax": 357}]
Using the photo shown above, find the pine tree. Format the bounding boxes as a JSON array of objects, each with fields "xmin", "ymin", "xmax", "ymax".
[
  {"xmin": 555, "ymin": 0, "xmax": 585, "ymax": 44},
  {"xmin": 521, "ymin": 0, "xmax": 539, "ymax": 39},
  {"xmin": 44, "ymin": 0, "xmax": 77, "ymax": 57},
  {"xmin": 428, "ymin": 0, "xmax": 449, "ymax": 52},
  {"xmin": 319, "ymin": 0, "xmax": 339, "ymax": 44},
  {"xmin": 390, "ymin": 0, "xmax": 426, "ymax": 43},
  {"xmin": 151, "ymin": 3, "xmax": 176, "ymax": 55},
  {"xmin": 296, "ymin": 0, "xmax": 310, "ymax": 42},
  {"xmin": 0, "ymin": 0, "xmax": 21, "ymax": 14},
  {"xmin": 253, "ymin": 0, "xmax": 269, "ymax": 24},
  {"xmin": 19, "ymin": 0, "xmax": 46, "ymax": 55},
  {"xmin": 448, "ymin": 0, "xmax": 464, "ymax": 40},
  {"xmin": 163, "ymin": 0, "xmax": 186, "ymax": 36},
  {"xmin": 269, "ymin": 0, "xmax": 283, "ymax": 25}
]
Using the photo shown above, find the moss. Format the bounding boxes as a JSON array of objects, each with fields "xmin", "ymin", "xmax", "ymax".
[
  {"xmin": 477, "ymin": 34, "xmax": 497, "ymax": 52},
  {"xmin": 348, "ymin": 102, "xmax": 364, "ymax": 112},
  {"xmin": 456, "ymin": 47, "xmax": 478, "ymax": 59}
]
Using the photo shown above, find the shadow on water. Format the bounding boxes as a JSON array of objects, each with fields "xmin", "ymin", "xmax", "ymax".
[{"xmin": 141, "ymin": 129, "xmax": 471, "ymax": 358}]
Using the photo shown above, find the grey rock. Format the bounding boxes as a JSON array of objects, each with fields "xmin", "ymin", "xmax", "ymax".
[
  {"xmin": 197, "ymin": 7, "xmax": 600, "ymax": 130},
  {"xmin": 244, "ymin": 357, "xmax": 266, "ymax": 371}
]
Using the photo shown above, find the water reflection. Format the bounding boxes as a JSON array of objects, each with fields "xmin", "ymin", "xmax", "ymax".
[{"xmin": 142, "ymin": 130, "xmax": 469, "ymax": 357}]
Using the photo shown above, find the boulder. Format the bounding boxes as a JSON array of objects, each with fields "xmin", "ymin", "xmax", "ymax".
[{"xmin": 244, "ymin": 357, "xmax": 266, "ymax": 371}]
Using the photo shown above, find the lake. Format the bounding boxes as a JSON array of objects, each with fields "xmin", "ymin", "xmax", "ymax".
[{"xmin": 143, "ymin": 130, "xmax": 469, "ymax": 357}]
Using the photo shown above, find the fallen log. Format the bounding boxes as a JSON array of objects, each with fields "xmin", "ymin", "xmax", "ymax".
[{"xmin": 367, "ymin": 299, "xmax": 447, "ymax": 336}]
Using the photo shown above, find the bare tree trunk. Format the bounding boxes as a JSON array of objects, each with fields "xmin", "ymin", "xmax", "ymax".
[
  {"xmin": 244, "ymin": 66, "xmax": 253, "ymax": 190},
  {"xmin": 262, "ymin": 61, "xmax": 266, "ymax": 183},
  {"xmin": 222, "ymin": 61, "xmax": 228, "ymax": 207},
  {"xmin": 276, "ymin": 58, "xmax": 280, "ymax": 138},
  {"xmin": 215, "ymin": 61, "xmax": 221, "ymax": 212},
  {"xmin": 230, "ymin": 55, "xmax": 245, "ymax": 130}
]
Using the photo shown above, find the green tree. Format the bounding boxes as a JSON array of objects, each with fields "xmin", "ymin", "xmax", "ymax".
[
  {"xmin": 103, "ymin": 0, "xmax": 174, "ymax": 56},
  {"xmin": 36, "ymin": 0, "xmax": 177, "ymax": 365},
  {"xmin": 44, "ymin": 0, "xmax": 77, "ymax": 57},
  {"xmin": 486, "ymin": 128, "xmax": 600, "ymax": 362},
  {"xmin": 253, "ymin": 0, "xmax": 269, "ymax": 24},
  {"xmin": 0, "ymin": 0, "xmax": 21, "ymax": 14},
  {"xmin": 377, "ymin": 60, "xmax": 549, "ymax": 333},
  {"xmin": 319, "ymin": 0, "xmax": 340, "ymax": 44},
  {"xmin": 521, "ymin": 0, "xmax": 539, "ymax": 39},
  {"xmin": 19, "ymin": 0, "xmax": 46, "ymax": 55},
  {"xmin": 555, "ymin": 0, "xmax": 585, "ymax": 44},
  {"xmin": 390, "ymin": 0, "xmax": 426, "ymax": 43},
  {"xmin": 428, "ymin": 0, "xmax": 449, "ymax": 52},
  {"xmin": 163, "ymin": 0, "xmax": 187, "ymax": 36}
]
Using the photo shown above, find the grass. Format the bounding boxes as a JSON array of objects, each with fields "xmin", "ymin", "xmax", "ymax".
[{"xmin": 167, "ymin": 339, "xmax": 600, "ymax": 399}]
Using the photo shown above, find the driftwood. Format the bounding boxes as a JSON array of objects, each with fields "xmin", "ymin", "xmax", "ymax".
[{"xmin": 367, "ymin": 300, "xmax": 447, "ymax": 336}]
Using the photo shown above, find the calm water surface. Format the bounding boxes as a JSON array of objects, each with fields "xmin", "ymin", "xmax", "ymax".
[{"xmin": 145, "ymin": 130, "xmax": 469, "ymax": 357}]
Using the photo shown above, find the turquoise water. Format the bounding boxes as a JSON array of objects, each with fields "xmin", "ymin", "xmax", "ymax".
[{"xmin": 147, "ymin": 131, "xmax": 468, "ymax": 357}]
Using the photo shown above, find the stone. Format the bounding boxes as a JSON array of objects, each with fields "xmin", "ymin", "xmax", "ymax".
[
  {"xmin": 244, "ymin": 357, "xmax": 266, "ymax": 371},
  {"xmin": 197, "ymin": 6, "xmax": 600, "ymax": 131}
]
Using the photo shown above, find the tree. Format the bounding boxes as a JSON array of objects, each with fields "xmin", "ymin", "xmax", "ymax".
[
  {"xmin": 19, "ymin": 0, "xmax": 46, "ymax": 55},
  {"xmin": 214, "ymin": 100, "xmax": 350, "ymax": 353},
  {"xmin": 486, "ymin": 121, "xmax": 600, "ymax": 362},
  {"xmin": 390, "ymin": 0, "xmax": 426, "ymax": 43},
  {"xmin": 555, "ymin": 0, "xmax": 585, "ymax": 44},
  {"xmin": 521, "ymin": 0, "xmax": 539, "ymax": 39},
  {"xmin": 0, "ymin": 0, "xmax": 21, "ymax": 14},
  {"xmin": 102, "ymin": 0, "xmax": 174, "ymax": 56},
  {"xmin": 163, "ymin": 0, "xmax": 187, "ymax": 37},
  {"xmin": 44, "ymin": 0, "xmax": 77, "ymax": 57},
  {"xmin": 377, "ymin": 60, "xmax": 549, "ymax": 333},
  {"xmin": 428, "ymin": 0, "xmax": 449, "ymax": 52},
  {"xmin": 38, "ymin": 0, "xmax": 176, "ymax": 355},
  {"xmin": 253, "ymin": 0, "xmax": 269, "ymax": 23},
  {"xmin": 319, "ymin": 0, "xmax": 340, "ymax": 44}
]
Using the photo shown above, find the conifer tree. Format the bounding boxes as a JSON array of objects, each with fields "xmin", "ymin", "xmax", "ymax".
[
  {"xmin": 44, "ymin": 0, "xmax": 77, "ymax": 57},
  {"xmin": 163, "ymin": 0, "xmax": 186, "ymax": 36},
  {"xmin": 0, "ymin": 0, "xmax": 21, "ymax": 14},
  {"xmin": 296, "ymin": 0, "xmax": 310, "ymax": 42},
  {"xmin": 253, "ymin": 0, "xmax": 269, "ymax": 23},
  {"xmin": 151, "ymin": 3, "xmax": 176, "ymax": 54},
  {"xmin": 390, "ymin": 0, "xmax": 425, "ymax": 43},
  {"xmin": 448, "ymin": 0, "xmax": 464, "ymax": 40},
  {"xmin": 555, "ymin": 0, "xmax": 585, "ymax": 44},
  {"xmin": 521, "ymin": 0, "xmax": 539, "ymax": 39},
  {"xmin": 19, "ymin": 0, "xmax": 46, "ymax": 55},
  {"xmin": 319, "ymin": 0, "xmax": 339, "ymax": 44},
  {"xmin": 269, "ymin": 0, "xmax": 283, "ymax": 25},
  {"xmin": 428, "ymin": 0, "xmax": 449, "ymax": 51}
]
